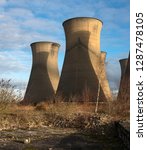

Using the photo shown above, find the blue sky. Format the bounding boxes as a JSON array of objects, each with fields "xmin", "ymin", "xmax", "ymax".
[{"xmin": 0, "ymin": 0, "xmax": 130, "ymax": 92}]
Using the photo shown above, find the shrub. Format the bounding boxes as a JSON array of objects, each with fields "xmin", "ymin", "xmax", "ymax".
[{"xmin": 0, "ymin": 79, "xmax": 22, "ymax": 110}]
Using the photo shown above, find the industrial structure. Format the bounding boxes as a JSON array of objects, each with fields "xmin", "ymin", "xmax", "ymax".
[
  {"xmin": 119, "ymin": 58, "xmax": 128, "ymax": 79},
  {"xmin": 117, "ymin": 55, "xmax": 130, "ymax": 101},
  {"xmin": 23, "ymin": 41, "xmax": 60, "ymax": 104},
  {"xmin": 57, "ymin": 17, "xmax": 112, "ymax": 102}
]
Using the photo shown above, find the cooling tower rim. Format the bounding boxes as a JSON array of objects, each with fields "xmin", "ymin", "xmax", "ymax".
[
  {"xmin": 119, "ymin": 58, "xmax": 128, "ymax": 62},
  {"xmin": 30, "ymin": 41, "xmax": 60, "ymax": 47},
  {"xmin": 101, "ymin": 51, "xmax": 107, "ymax": 54},
  {"xmin": 63, "ymin": 17, "xmax": 103, "ymax": 26}
]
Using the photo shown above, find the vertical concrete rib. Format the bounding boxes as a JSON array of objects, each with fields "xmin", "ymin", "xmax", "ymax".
[
  {"xmin": 117, "ymin": 54, "xmax": 130, "ymax": 101},
  {"xmin": 99, "ymin": 51, "xmax": 112, "ymax": 101},
  {"xmin": 57, "ymin": 17, "xmax": 106, "ymax": 101},
  {"xmin": 23, "ymin": 41, "xmax": 60, "ymax": 104}
]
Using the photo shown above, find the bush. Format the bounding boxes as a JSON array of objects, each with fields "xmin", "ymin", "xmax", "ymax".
[
  {"xmin": 0, "ymin": 79, "xmax": 22, "ymax": 110},
  {"xmin": 35, "ymin": 102, "xmax": 49, "ymax": 111}
]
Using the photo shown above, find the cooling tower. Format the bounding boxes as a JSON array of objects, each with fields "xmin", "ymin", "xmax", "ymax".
[
  {"xmin": 119, "ymin": 58, "xmax": 128, "ymax": 79},
  {"xmin": 57, "ymin": 17, "xmax": 107, "ymax": 102},
  {"xmin": 99, "ymin": 51, "xmax": 112, "ymax": 101},
  {"xmin": 117, "ymin": 55, "xmax": 130, "ymax": 101},
  {"xmin": 23, "ymin": 41, "xmax": 60, "ymax": 104}
]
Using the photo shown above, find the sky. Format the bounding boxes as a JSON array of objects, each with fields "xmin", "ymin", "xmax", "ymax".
[{"xmin": 0, "ymin": 0, "xmax": 130, "ymax": 94}]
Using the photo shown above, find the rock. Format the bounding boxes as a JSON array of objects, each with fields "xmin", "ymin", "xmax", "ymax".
[{"xmin": 24, "ymin": 138, "xmax": 31, "ymax": 144}]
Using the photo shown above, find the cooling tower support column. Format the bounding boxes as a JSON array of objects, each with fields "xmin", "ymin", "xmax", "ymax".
[
  {"xmin": 99, "ymin": 51, "xmax": 112, "ymax": 101},
  {"xmin": 23, "ymin": 41, "xmax": 60, "ymax": 105},
  {"xmin": 57, "ymin": 17, "xmax": 103, "ymax": 101}
]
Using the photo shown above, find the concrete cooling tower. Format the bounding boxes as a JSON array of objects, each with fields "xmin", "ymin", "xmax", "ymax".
[
  {"xmin": 23, "ymin": 41, "xmax": 60, "ymax": 105},
  {"xmin": 119, "ymin": 58, "xmax": 128, "ymax": 79},
  {"xmin": 57, "ymin": 17, "xmax": 112, "ymax": 102},
  {"xmin": 117, "ymin": 55, "xmax": 130, "ymax": 101}
]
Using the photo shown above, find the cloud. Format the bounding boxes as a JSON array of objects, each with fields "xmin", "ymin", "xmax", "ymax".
[
  {"xmin": 0, "ymin": 0, "xmax": 7, "ymax": 6},
  {"xmin": 13, "ymin": 80, "xmax": 27, "ymax": 91},
  {"xmin": 0, "ymin": 6, "xmax": 63, "ymax": 51},
  {"xmin": 0, "ymin": 51, "xmax": 30, "ymax": 74},
  {"xmin": 0, "ymin": 0, "xmax": 129, "ymax": 51}
]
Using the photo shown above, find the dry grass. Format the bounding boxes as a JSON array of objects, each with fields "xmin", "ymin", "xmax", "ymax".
[
  {"xmin": 0, "ymin": 79, "xmax": 129, "ymax": 130},
  {"xmin": 108, "ymin": 100, "xmax": 130, "ymax": 120},
  {"xmin": 0, "ymin": 99, "xmax": 129, "ymax": 130}
]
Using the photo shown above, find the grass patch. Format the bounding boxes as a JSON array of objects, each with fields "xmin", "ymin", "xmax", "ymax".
[
  {"xmin": 0, "ymin": 79, "xmax": 129, "ymax": 130},
  {"xmin": 0, "ymin": 100, "xmax": 129, "ymax": 130}
]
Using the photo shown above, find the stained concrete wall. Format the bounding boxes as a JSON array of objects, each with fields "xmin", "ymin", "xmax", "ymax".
[
  {"xmin": 23, "ymin": 41, "xmax": 60, "ymax": 104},
  {"xmin": 57, "ymin": 17, "xmax": 112, "ymax": 102},
  {"xmin": 117, "ymin": 55, "xmax": 130, "ymax": 101}
]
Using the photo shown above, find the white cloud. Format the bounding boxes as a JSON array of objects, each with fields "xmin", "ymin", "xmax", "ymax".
[
  {"xmin": 0, "ymin": 0, "xmax": 7, "ymax": 6},
  {"xmin": 13, "ymin": 80, "xmax": 27, "ymax": 91},
  {"xmin": 0, "ymin": 51, "xmax": 29, "ymax": 73},
  {"xmin": 0, "ymin": 7, "xmax": 63, "ymax": 50}
]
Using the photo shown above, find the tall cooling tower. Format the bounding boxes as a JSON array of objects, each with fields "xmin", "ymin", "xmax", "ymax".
[
  {"xmin": 57, "ymin": 17, "xmax": 111, "ymax": 102},
  {"xmin": 117, "ymin": 55, "xmax": 130, "ymax": 101},
  {"xmin": 119, "ymin": 58, "xmax": 128, "ymax": 79},
  {"xmin": 99, "ymin": 51, "xmax": 112, "ymax": 101},
  {"xmin": 23, "ymin": 41, "xmax": 60, "ymax": 105}
]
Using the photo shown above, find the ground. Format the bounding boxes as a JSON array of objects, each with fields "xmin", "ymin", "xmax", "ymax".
[
  {"xmin": 0, "ymin": 100, "xmax": 129, "ymax": 150},
  {"xmin": 0, "ymin": 126, "xmax": 126, "ymax": 150}
]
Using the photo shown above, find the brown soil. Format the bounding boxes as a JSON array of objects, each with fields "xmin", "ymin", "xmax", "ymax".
[{"xmin": 0, "ymin": 126, "xmax": 125, "ymax": 150}]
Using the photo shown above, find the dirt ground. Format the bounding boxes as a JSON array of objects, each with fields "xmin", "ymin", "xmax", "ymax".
[{"xmin": 0, "ymin": 127, "xmax": 125, "ymax": 150}]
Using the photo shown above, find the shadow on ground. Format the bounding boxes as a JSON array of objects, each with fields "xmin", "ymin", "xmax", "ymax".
[{"xmin": 0, "ymin": 127, "xmax": 125, "ymax": 150}]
